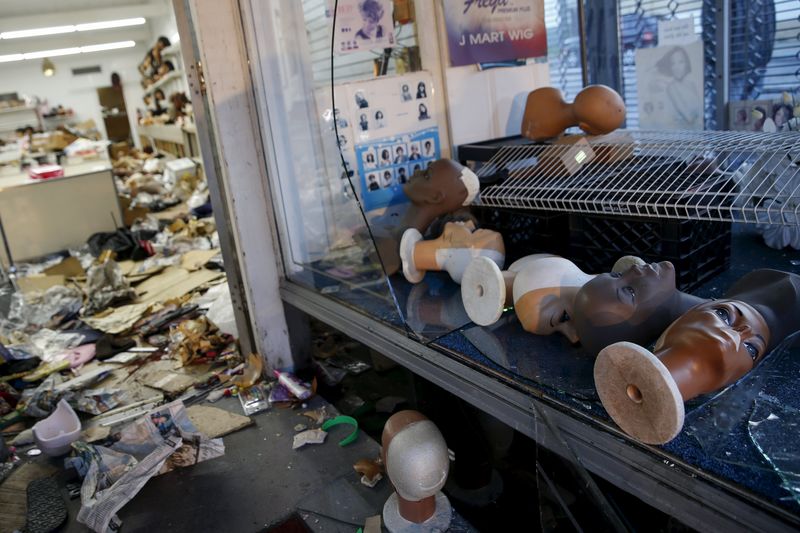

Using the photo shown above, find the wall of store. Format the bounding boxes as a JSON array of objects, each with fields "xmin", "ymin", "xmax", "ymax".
[{"xmin": 0, "ymin": 47, "xmax": 146, "ymax": 143}]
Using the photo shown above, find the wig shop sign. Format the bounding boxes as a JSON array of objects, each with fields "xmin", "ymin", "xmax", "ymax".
[{"xmin": 443, "ymin": 0, "xmax": 547, "ymax": 67}]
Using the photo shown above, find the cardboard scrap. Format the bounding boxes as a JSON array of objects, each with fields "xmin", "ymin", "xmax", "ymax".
[
  {"xmin": 135, "ymin": 266, "xmax": 224, "ymax": 305},
  {"xmin": 364, "ymin": 515, "xmax": 382, "ymax": 533},
  {"xmin": 82, "ymin": 303, "xmax": 151, "ymax": 334},
  {"xmin": 44, "ymin": 256, "xmax": 86, "ymax": 278},
  {"xmin": 17, "ymin": 275, "xmax": 65, "ymax": 293},
  {"xmin": 134, "ymin": 359, "xmax": 213, "ymax": 395},
  {"xmin": 181, "ymin": 249, "xmax": 220, "ymax": 272},
  {"xmin": 186, "ymin": 405, "xmax": 253, "ymax": 438}
]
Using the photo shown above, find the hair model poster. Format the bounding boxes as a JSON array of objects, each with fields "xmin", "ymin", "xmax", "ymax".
[{"xmin": 636, "ymin": 41, "xmax": 704, "ymax": 130}]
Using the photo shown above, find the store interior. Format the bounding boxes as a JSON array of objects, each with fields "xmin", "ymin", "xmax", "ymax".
[{"xmin": 1, "ymin": 0, "xmax": 799, "ymax": 532}]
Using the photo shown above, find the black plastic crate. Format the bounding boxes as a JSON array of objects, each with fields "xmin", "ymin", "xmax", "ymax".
[
  {"xmin": 568, "ymin": 214, "xmax": 732, "ymax": 292},
  {"xmin": 473, "ymin": 206, "xmax": 571, "ymax": 265}
]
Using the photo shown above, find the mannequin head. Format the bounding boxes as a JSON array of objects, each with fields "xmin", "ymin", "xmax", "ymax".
[
  {"xmin": 654, "ymin": 269, "xmax": 800, "ymax": 399},
  {"xmin": 521, "ymin": 85, "xmax": 626, "ymax": 141},
  {"xmin": 572, "ymin": 85, "xmax": 627, "ymax": 135},
  {"xmin": 574, "ymin": 261, "xmax": 690, "ymax": 354},
  {"xmin": 513, "ymin": 256, "xmax": 594, "ymax": 343},
  {"xmin": 403, "ymin": 159, "xmax": 479, "ymax": 214},
  {"xmin": 400, "ymin": 222, "xmax": 504, "ymax": 284},
  {"xmin": 382, "ymin": 411, "xmax": 450, "ymax": 525},
  {"xmin": 653, "ymin": 299, "xmax": 769, "ymax": 399}
]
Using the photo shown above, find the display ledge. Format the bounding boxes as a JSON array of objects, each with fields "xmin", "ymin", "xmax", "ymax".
[
  {"xmin": 138, "ymin": 124, "xmax": 185, "ymax": 144},
  {"xmin": 143, "ymin": 70, "xmax": 183, "ymax": 97},
  {"xmin": 281, "ymin": 279, "xmax": 798, "ymax": 532}
]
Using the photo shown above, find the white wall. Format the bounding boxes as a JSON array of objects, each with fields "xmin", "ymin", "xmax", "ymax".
[{"xmin": 0, "ymin": 47, "xmax": 147, "ymax": 142}]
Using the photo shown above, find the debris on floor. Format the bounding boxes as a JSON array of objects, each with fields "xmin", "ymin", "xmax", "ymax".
[
  {"xmin": 186, "ymin": 404, "xmax": 253, "ymax": 438},
  {"xmin": 353, "ymin": 457, "xmax": 384, "ymax": 488},
  {"xmin": 293, "ymin": 429, "xmax": 328, "ymax": 450}
]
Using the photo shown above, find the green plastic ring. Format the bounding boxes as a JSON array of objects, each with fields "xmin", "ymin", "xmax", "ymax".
[{"xmin": 321, "ymin": 415, "xmax": 359, "ymax": 446}]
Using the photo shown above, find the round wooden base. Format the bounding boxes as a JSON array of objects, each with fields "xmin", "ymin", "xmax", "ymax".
[
  {"xmin": 461, "ymin": 256, "xmax": 505, "ymax": 326},
  {"xmin": 594, "ymin": 341, "xmax": 684, "ymax": 445},
  {"xmin": 399, "ymin": 228, "xmax": 425, "ymax": 284}
]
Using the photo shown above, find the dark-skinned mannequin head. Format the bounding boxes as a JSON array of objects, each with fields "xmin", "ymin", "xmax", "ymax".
[
  {"xmin": 573, "ymin": 261, "xmax": 704, "ymax": 355},
  {"xmin": 372, "ymin": 159, "xmax": 479, "ymax": 274},
  {"xmin": 521, "ymin": 85, "xmax": 626, "ymax": 141},
  {"xmin": 594, "ymin": 269, "xmax": 800, "ymax": 444}
]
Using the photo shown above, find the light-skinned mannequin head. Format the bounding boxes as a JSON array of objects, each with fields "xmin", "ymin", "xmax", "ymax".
[
  {"xmin": 594, "ymin": 269, "xmax": 800, "ymax": 444},
  {"xmin": 521, "ymin": 85, "xmax": 626, "ymax": 141},
  {"xmin": 399, "ymin": 221, "xmax": 504, "ymax": 284},
  {"xmin": 573, "ymin": 261, "xmax": 704, "ymax": 355}
]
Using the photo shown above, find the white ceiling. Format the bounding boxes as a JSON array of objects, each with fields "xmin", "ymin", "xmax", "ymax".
[{"xmin": 0, "ymin": 0, "xmax": 171, "ymax": 57}]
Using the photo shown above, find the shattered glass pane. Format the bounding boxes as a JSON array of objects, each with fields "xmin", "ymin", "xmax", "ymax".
[{"xmin": 749, "ymin": 397, "xmax": 800, "ymax": 505}]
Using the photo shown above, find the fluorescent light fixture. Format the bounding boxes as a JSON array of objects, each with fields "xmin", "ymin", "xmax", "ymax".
[
  {"xmin": 23, "ymin": 47, "xmax": 81, "ymax": 59},
  {"xmin": 0, "ymin": 18, "xmax": 146, "ymax": 40},
  {"xmin": 1, "ymin": 25, "xmax": 75, "ymax": 40},
  {"xmin": 80, "ymin": 41, "xmax": 136, "ymax": 53},
  {"xmin": 0, "ymin": 41, "xmax": 136, "ymax": 63},
  {"xmin": 76, "ymin": 18, "xmax": 146, "ymax": 32}
]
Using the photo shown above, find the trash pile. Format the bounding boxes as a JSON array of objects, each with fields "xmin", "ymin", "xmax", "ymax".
[{"xmin": 0, "ymin": 149, "xmax": 264, "ymax": 532}]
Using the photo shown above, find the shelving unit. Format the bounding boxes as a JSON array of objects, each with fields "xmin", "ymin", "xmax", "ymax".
[
  {"xmin": 0, "ymin": 106, "xmax": 41, "ymax": 139},
  {"xmin": 143, "ymin": 70, "xmax": 184, "ymax": 97}
]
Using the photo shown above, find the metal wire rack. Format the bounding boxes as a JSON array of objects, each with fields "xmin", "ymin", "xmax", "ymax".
[{"xmin": 475, "ymin": 130, "xmax": 800, "ymax": 225}]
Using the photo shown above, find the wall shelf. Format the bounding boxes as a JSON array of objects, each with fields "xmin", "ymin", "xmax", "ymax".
[{"xmin": 143, "ymin": 70, "xmax": 184, "ymax": 97}]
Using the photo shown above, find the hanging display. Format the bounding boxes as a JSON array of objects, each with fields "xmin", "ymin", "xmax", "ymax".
[{"xmin": 442, "ymin": 0, "xmax": 547, "ymax": 67}]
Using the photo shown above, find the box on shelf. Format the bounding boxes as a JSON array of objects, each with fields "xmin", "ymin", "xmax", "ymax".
[
  {"xmin": 28, "ymin": 164, "xmax": 64, "ymax": 180},
  {"xmin": 30, "ymin": 131, "xmax": 78, "ymax": 152}
]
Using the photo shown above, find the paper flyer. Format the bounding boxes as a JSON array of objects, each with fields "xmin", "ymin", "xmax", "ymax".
[
  {"xmin": 330, "ymin": 0, "xmax": 395, "ymax": 55},
  {"xmin": 636, "ymin": 41, "xmax": 704, "ymax": 130},
  {"xmin": 442, "ymin": 0, "xmax": 547, "ymax": 67}
]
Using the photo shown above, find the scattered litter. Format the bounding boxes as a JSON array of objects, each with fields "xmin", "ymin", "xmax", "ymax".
[
  {"xmin": 327, "ymin": 354, "xmax": 371, "ymax": 375},
  {"xmin": 32, "ymin": 399, "xmax": 81, "ymax": 456},
  {"xmin": 11, "ymin": 429, "xmax": 35, "ymax": 446},
  {"xmin": 321, "ymin": 415, "xmax": 359, "ymax": 447},
  {"xmin": 26, "ymin": 448, "xmax": 42, "ymax": 457},
  {"xmin": 274, "ymin": 370, "xmax": 312, "ymax": 400},
  {"xmin": 269, "ymin": 384, "xmax": 295, "ymax": 405},
  {"xmin": 294, "ymin": 424, "xmax": 308, "ymax": 432},
  {"xmin": 82, "ymin": 426, "xmax": 111, "ymax": 443},
  {"xmin": 206, "ymin": 389, "xmax": 226, "ymax": 403},
  {"xmin": 354, "ymin": 457, "xmax": 384, "ymax": 488},
  {"xmin": 186, "ymin": 405, "xmax": 253, "ymax": 438},
  {"xmin": 74, "ymin": 401, "xmax": 224, "ymax": 533},
  {"xmin": 363, "ymin": 515, "xmax": 382, "ymax": 533},
  {"xmin": 232, "ymin": 353, "xmax": 264, "ymax": 389},
  {"xmin": 293, "ymin": 429, "xmax": 328, "ymax": 449},
  {"xmin": 82, "ymin": 260, "xmax": 137, "ymax": 316},
  {"xmin": 82, "ymin": 303, "xmax": 151, "ymax": 334},
  {"xmin": 238, "ymin": 383, "xmax": 270, "ymax": 415},
  {"xmin": 337, "ymin": 394, "xmax": 366, "ymax": 416},
  {"xmin": 301, "ymin": 407, "xmax": 329, "ymax": 426}
]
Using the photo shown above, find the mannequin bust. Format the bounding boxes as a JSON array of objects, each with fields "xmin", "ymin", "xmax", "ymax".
[
  {"xmin": 399, "ymin": 221, "xmax": 505, "ymax": 284},
  {"xmin": 405, "ymin": 280, "xmax": 471, "ymax": 333},
  {"xmin": 521, "ymin": 85, "xmax": 626, "ymax": 141},
  {"xmin": 382, "ymin": 410, "xmax": 452, "ymax": 532},
  {"xmin": 372, "ymin": 159, "xmax": 480, "ymax": 275},
  {"xmin": 462, "ymin": 255, "xmax": 644, "ymax": 343},
  {"xmin": 594, "ymin": 269, "xmax": 800, "ymax": 444},
  {"xmin": 572, "ymin": 261, "xmax": 705, "ymax": 356}
]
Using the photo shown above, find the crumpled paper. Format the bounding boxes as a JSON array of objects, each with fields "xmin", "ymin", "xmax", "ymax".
[{"xmin": 83, "ymin": 261, "xmax": 137, "ymax": 316}]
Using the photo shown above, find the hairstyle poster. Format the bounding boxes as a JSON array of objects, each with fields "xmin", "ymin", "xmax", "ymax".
[
  {"xmin": 348, "ymin": 72, "xmax": 441, "ymax": 211},
  {"xmin": 330, "ymin": 0, "xmax": 395, "ymax": 55},
  {"xmin": 442, "ymin": 0, "xmax": 547, "ymax": 67},
  {"xmin": 356, "ymin": 128, "xmax": 440, "ymax": 211},
  {"xmin": 636, "ymin": 41, "xmax": 704, "ymax": 130}
]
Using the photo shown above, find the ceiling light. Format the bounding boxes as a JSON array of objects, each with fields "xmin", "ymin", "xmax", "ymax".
[
  {"xmin": 23, "ymin": 47, "xmax": 81, "ymax": 59},
  {"xmin": 0, "ymin": 18, "xmax": 146, "ymax": 40},
  {"xmin": 1, "ymin": 25, "xmax": 75, "ymax": 40},
  {"xmin": 76, "ymin": 18, "xmax": 146, "ymax": 32},
  {"xmin": 0, "ymin": 41, "xmax": 136, "ymax": 63},
  {"xmin": 80, "ymin": 41, "xmax": 136, "ymax": 53},
  {"xmin": 0, "ymin": 54, "xmax": 24, "ymax": 63},
  {"xmin": 42, "ymin": 58, "xmax": 55, "ymax": 77}
]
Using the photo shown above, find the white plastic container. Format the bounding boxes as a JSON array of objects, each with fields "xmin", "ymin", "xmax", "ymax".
[{"xmin": 32, "ymin": 399, "xmax": 81, "ymax": 456}]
